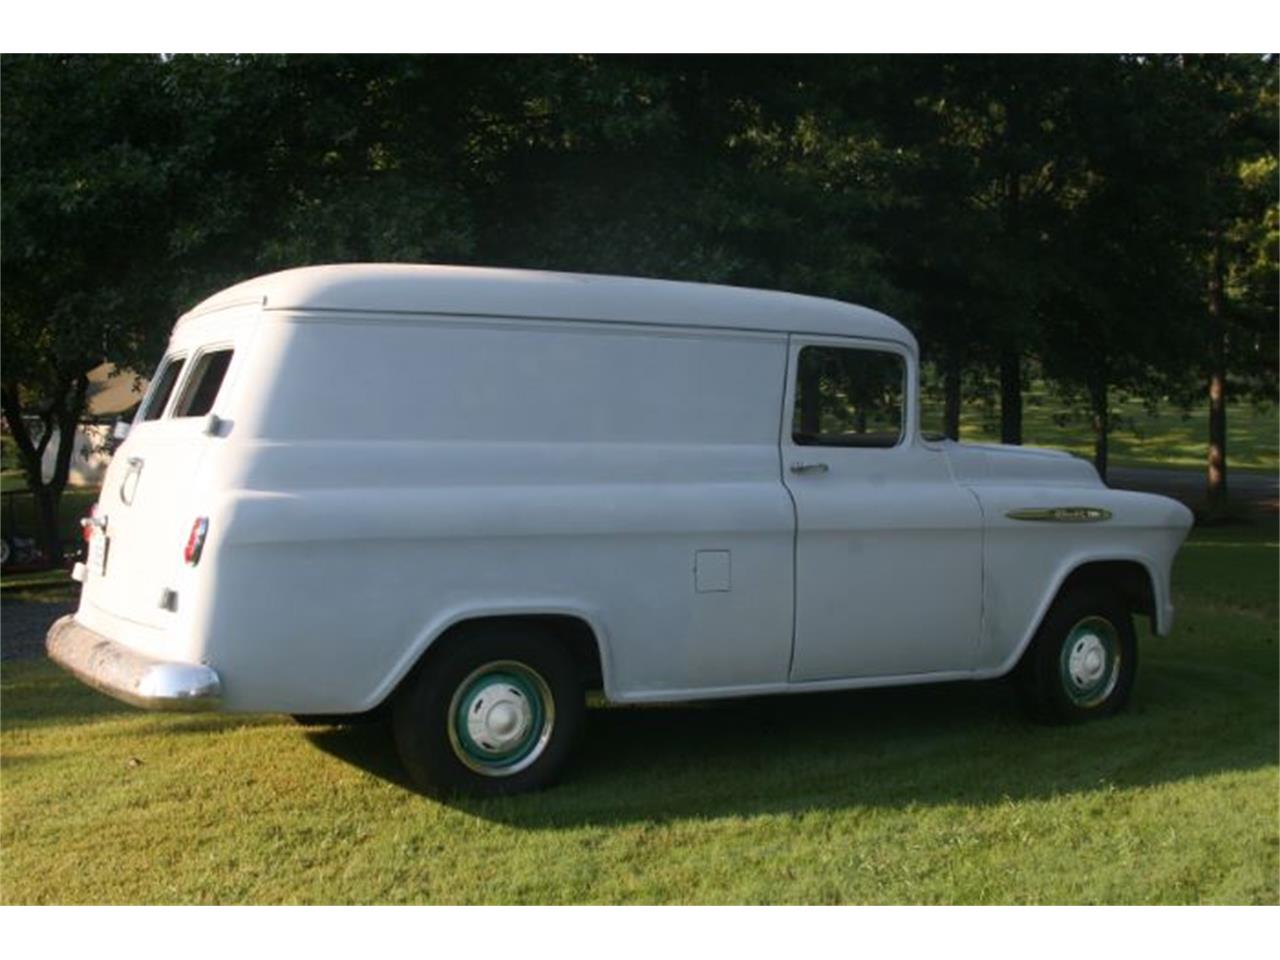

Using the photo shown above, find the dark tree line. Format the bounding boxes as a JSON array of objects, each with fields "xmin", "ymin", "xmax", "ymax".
[{"xmin": 2, "ymin": 54, "xmax": 1276, "ymax": 561}]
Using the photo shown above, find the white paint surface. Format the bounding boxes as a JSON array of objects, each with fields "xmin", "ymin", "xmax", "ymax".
[{"xmin": 72, "ymin": 265, "xmax": 1194, "ymax": 713}]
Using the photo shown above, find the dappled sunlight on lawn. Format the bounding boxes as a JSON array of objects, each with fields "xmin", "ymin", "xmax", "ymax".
[{"xmin": 923, "ymin": 384, "xmax": 1279, "ymax": 471}]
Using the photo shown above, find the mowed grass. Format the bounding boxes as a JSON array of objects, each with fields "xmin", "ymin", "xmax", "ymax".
[
  {"xmin": 0, "ymin": 568, "xmax": 82, "ymax": 604},
  {"xmin": 1, "ymin": 523, "xmax": 1276, "ymax": 904}
]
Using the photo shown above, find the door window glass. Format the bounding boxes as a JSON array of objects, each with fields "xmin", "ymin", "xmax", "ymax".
[
  {"xmin": 793, "ymin": 346, "xmax": 904, "ymax": 448},
  {"xmin": 139, "ymin": 357, "xmax": 185, "ymax": 421},
  {"xmin": 173, "ymin": 349, "xmax": 234, "ymax": 418}
]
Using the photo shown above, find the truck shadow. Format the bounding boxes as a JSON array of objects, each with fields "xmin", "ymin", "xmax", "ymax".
[{"xmin": 306, "ymin": 665, "xmax": 1279, "ymax": 828}]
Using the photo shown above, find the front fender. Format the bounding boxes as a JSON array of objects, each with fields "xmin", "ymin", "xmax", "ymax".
[
  {"xmin": 992, "ymin": 551, "xmax": 1172, "ymax": 678},
  {"xmin": 968, "ymin": 485, "xmax": 1191, "ymax": 675}
]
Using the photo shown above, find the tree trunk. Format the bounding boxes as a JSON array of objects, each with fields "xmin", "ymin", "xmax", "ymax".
[
  {"xmin": 999, "ymin": 348, "xmax": 1022, "ymax": 445},
  {"xmin": 1207, "ymin": 235, "xmax": 1228, "ymax": 514},
  {"xmin": 32, "ymin": 484, "xmax": 61, "ymax": 566},
  {"xmin": 1, "ymin": 372, "xmax": 89, "ymax": 567},
  {"xmin": 1089, "ymin": 376, "xmax": 1109, "ymax": 483},
  {"xmin": 999, "ymin": 108, "xmax": 1025, "ymax": 448},
  {"xmin": 943, "ymin": 353, "xmax": 962, "ymax": 441}
]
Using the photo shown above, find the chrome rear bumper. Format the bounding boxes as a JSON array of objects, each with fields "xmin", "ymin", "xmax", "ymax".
[{"xmin": 45, "ymin": 615, "xmax": 222, "ymax": 711}]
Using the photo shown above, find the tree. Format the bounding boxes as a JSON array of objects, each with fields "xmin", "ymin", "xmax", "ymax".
[
  {"xmin": 910, "ymin": 57, "xmax": 1087, "ymax": 446},
  {"xmin": 4, "ymin": 52, "xmax": 1272, "ymax": 556},
  {"xmin": 1035, "ymin": 56, "xmax": 1205, "ymax": 481},
  {"xmin": 1, "ymin": 54, "xmax": 485, "ymax": 561},
  {"xmin": 851, "ymin": 56, "xmax": 1098, "ymax": 446},
  {"xmin": 1177, "ymin": 56, "xmax": 1278, "ymax": 513},
  {"xmin": 2, "ymin": 54, "xmax": 186, "ymax": 562}
]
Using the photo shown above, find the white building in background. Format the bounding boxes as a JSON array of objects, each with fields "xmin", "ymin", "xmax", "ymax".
[{"xmin": 38, "ymin": 363, "xmax": 147, "ymax": 487}]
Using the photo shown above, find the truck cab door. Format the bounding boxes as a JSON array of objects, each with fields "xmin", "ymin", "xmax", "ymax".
[{"xmin": 781, "ymin": 337, "xmax": 982, "ymax": 681}]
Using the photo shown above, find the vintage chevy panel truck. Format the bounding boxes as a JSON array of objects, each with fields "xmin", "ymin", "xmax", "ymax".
[{"xmin": 48, "ymin": 265, "xmax": 1194, "ymax": 794}]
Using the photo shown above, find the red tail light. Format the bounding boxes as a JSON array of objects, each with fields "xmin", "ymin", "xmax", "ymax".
[
  {"xmin": 82, "ymin": 504, "xmax": 99, "ymax": 543},
  {"xmin": 184, "ymin": 517, "xmax": 209, "ymax": 566}
]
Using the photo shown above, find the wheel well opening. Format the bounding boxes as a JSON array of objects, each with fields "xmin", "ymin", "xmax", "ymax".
[
  {"xmin": 409, "ymin": 614, "xmax": 605, "ymax": 695},
  {"xmin": 1058, "ymin": 561, "xmax": 1156, "ymax": 629}
]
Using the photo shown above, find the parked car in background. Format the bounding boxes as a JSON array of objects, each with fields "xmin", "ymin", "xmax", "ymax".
[{"xmin": 47, "ymin": 264, "xmax": 1194, "ymax": 795}]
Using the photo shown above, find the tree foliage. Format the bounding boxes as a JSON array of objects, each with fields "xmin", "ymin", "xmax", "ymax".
[
  {"xmin": 2, "ymin": 55, "xmax": 189, "ymax": 559},
  {"xmin": 2, "ymin": 53, "xmax": 1276, "ymax": 560}
]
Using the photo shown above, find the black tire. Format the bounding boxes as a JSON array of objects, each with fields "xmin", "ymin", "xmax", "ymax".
[
  {"xmin": 392, "ymin": 623, "xmax": 585, "ymax": 797},
  {"xmin": 1018, "ymin": 583, "xmax": 1137, "ymax": 724}
]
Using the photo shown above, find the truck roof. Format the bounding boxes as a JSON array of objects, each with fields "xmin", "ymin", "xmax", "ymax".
[{"xmin": 180, "ymin": 263, "xmax": 914, "ymax": 346}]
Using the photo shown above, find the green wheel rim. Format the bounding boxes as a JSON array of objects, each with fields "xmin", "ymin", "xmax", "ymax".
[
  {"xmin": 447, "ymin": 660, "xmax": 555, "ymax": 777},
  {"xmin": 1059, "ymin": 616, "xmax": 1121, "ymax": 708}
]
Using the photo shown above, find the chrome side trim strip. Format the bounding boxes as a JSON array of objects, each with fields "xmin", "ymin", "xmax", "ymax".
[{"xmin": 1005, "ymin": 507, "xmax": 1113, "ymax": 523}]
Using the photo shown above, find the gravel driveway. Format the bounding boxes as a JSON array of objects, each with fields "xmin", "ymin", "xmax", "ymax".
[{"xmin": 1, "ymin": 600, "xmax": 75, "ymax": 661}]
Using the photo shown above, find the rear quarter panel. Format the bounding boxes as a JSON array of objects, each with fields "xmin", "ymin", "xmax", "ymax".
[{"xmin": 195, "ymin": 313, "xmax": 797, "ymax": 713}]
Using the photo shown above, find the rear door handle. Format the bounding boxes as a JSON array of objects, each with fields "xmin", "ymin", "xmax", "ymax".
[
  {"xmin": 789, "ymin": 461, "xmax": 829, "ymax": 475},
  {"xmin": 120, "ymin": 456, "xmax": 144, "ymax": 505}
]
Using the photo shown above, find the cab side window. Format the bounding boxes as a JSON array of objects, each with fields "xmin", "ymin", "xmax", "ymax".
[{"xmin": 792, "ymin": 345, "xmax": 904, "ymax": 448}]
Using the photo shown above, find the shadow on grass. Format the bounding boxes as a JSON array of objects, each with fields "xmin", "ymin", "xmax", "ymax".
[
  {"xmin": 7, "ymin": 652, "xmax": 1276, "ymax": 828},
  {"xmin": 9, "ymin": 567, "xmax": 1275, "ymax": 831},
  {"xmin": 305, "ymin": 664, "xmax": 1278, "ymax": 829},
  {"xmin": 0, "ymin": 660, "xmax": 281, "ymax": 735},
  {"xmin": 0, "ymin": 661, "xmax": 136, "ymax": 730}
]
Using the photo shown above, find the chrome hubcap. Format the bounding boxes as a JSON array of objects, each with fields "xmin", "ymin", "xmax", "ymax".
[
  {"xmin": 1068, "ymin": 634, "xmax": 1107, "ymax": 688},
  {"xmin": 447, "ymin": 660, "xmax": 555, "ymax": 777},
  {"xmin": 1060, "ymin": 616, "xmax": 1120, "ymax": 708},
  {"xmin": 464, "ymin": 681, "xmax": 534, "ymax": 752}
]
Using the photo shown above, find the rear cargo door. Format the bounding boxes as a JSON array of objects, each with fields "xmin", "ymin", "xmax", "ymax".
[{"xmin": 82, "ymin": 315, "xmax": 251, "ymax": 629}]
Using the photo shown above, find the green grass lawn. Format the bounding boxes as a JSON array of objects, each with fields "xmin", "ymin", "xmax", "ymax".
[
  {"xmin": 921, "ymin": 387, "xmax": 1278, "ymax": 472},
  {"xmin": 1, "ymin": 522, "xmax": 1276, "ymax": 904},
  {"xmin": 0, "ymin": 567, "xmax": 83, "ymax": 603}
]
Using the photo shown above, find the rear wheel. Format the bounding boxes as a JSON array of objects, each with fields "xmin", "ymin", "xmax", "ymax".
[
  {"xmin": 392, "ymin": 624, "xmax": 584, "ymax": 796},
  {"xmin": 1019, "ymin": 584, "xmax": 1137, "ymax": 724}
]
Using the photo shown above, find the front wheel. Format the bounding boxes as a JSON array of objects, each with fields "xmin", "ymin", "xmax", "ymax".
[
  {"xmin": 1019, "ymin": 585, "xmax": 1137, "ymax": 724},
  {"xmin": 392, "ymin": 624, "xmax": 584, "ymax": 796}
]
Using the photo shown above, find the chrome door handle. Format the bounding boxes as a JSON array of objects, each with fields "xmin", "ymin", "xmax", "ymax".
[
  {"xmin": 789, "ymin": 461, "xmax": 829, "ymax": 475},
  {"xmin": 120, "ymin": 456, "xmax": 144, "ymax": 504}
]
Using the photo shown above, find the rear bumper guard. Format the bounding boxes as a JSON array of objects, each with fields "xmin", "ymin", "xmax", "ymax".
[{"xmin": 45, "ymin": 615, "xmax": 222, "ymax": 711}]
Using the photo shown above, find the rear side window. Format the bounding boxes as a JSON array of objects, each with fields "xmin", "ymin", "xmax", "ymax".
[
  {"xmin": 140, "ymin": 357, "xmax": 185, "ymax": 421},
  {"xmin": 173, "ymin": 349, "xmax": 234, "ymax": 418}
]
